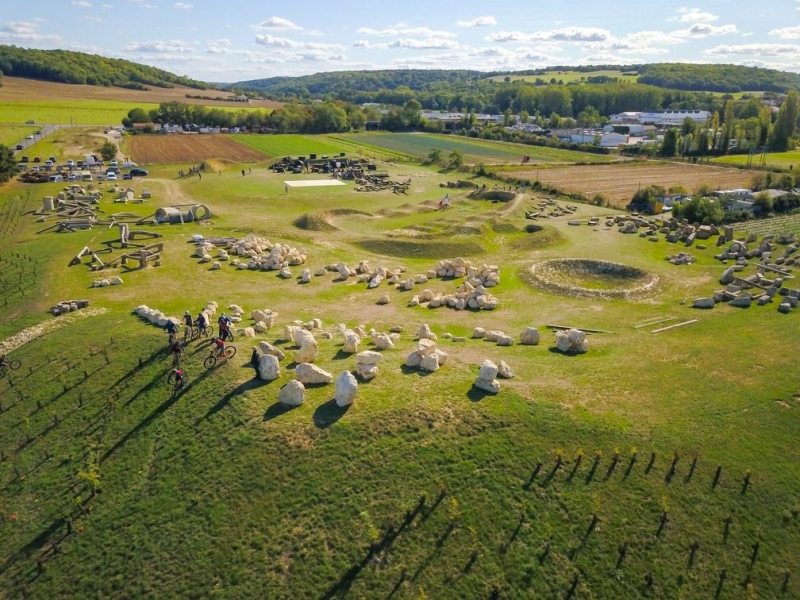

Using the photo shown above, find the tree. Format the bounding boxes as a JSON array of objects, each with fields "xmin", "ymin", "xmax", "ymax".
[
  {"xmin": 426, "ymin": 148, "xmax": 443, "ymax": 165},
  {"xmin": 448, "ymin": 150, "xmax": 464, "ymax": 170},
  {"xmin": 403, "ymin": 99, "xmax": 423, "ymax": 129},
  {"xmin": 98, "ymin": 141, "xmax": 117, "ymax": 162},
  {"xmin": 0, "ymin": 145, "xmax": 17, "ymax": 183},
  {"xmin": 753, "ymin": 191, "xmax": 774, "ymax": 215},
  {"xmin": 673, "ymin": 197, "xmax": 724, "ymax": 225},
  {"xmin": 769, "ymin": 90, "xmax": 799, "ymax": 151},
  {"xmin": 659, "ymin": 128, "xmax": 678, "ymax": 157}
]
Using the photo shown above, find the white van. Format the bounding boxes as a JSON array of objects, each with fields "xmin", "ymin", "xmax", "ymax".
[{"xmin": 80, "ymin": 171, "xmax": 93, "ymax": 181}]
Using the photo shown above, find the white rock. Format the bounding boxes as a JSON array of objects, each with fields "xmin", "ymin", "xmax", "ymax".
[
  {"xmin": 376, "ymin": 294, "xmax": 390, "ymax": 305},
  {"xmin": 416, "ymin": 323, "xmax": 437, "ymax": 341},
  {"xmin": 356, "ymin": 350, "xmax": 382, "ymax": 366},
  {"xmin": 497, "ymin": 360, "xmax": 514, "ymax": 379},
  {"xmin": 473, "ymin": 377, "xmax": 500, "ymax": 394},
  {"xmin": 296, "ymin": 339, "xmax": 319, "ymax": 363},
  {"xmin": 472, "ymin": 327, "xmax": 486, "ymax": 339},
  {"xmin": 295, "ymin": 363, "xmax": 333, "ymax": 385},
  {"xmin": 496, "ymin": 335, "xmax": 514, "ymax": 347},
  {"xmin": 335, "ymin": 371, "xmax": 358, "ymax": 407},
  {"xmin": 405, "ymin": 350, "xmax": 422, "ymax": 368},
  {"xmin": 258, "ymin": 354, "xmax": 280, "ymax": 381},
  {"xmin": 278, "ymin": 380, "xmax": 305, "ymax": 406},
  {"xmin": 342, "ymin": 330, "xmax": 360, "ymax": 354},
  {"xmin": 419, "ymin": 354, "xmax": 440, "ymax": 372},
  {"xmin": 242, "ymin": 327, "xmax": 256, "ymax": 338},
  {"xmin": 372, "ymin": 333, "xmax": 394, "ymax": 350},
  {"xmin": 520, "ymin": 327, "xmax": 540, "ymax": 345},
  {"xmin": 258, "ymin": 341, "xmax": 285, "ymax": 360},
  {"xmin": 479, "ymin": 359, "xmax": 499, "ymax": 380},
  {"xmin": 300, "ymin": 269, "xmax": 311, "ymax": 283}
]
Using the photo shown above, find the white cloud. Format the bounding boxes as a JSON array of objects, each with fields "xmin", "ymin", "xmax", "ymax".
[
  {"xmin": 672, "ymin": 7, "xmax": 718, "ymax": 23},
  {"xmin": 488, "ymin": 27, "xmax": 612, "ymax": 43},
  {"xmin": 258, "ymin": 16, "xmax": 301, "ymax": 31},
  {"xmin": 352, "ymin": 40, "xmax": 369, "ymax": 48},
  {"xmin": 457, "ymin": 16, "xmax": 496, "ymax": 28},
  {"xmin": 389, "ymin": 37, "xmax": 460, "ymax": 50},
  {"xmin": 357, "ymin": 23, "xmax": 456, "ymax": 38},
  {"xmin": 254, "ymin": 35, "xmax": 343, "ymax": 53},
  {"xmin": 71, "ymin": 0, "xmax": 92, "ymax": 7},
  {"xmin": 770, "ymin": 25, "xmax": 800, "ymax": 39},
  {"xmin": 125, "ymin": 39, "xmax": 195, "ymax": 53},
  {"xmin": 173, "ymin": 2, "xmax": 192, "ymax": 9},
  {"xmin": 0, "ymin": 21, "xmax": 61, "ymax": 43},
  {"xmin": 706, "ymin": 43, "xmax": 800, "ymax": 57},
  {"xmin": 676, "ymin": 23, "xmax": 737, "ymax": 37}
]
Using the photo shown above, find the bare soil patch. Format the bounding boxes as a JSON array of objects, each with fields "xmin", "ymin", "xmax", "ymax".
[
  {"xmin": 503, "ymin": 161, "xmax": 762, "ymax": 208},
  {"xmin": 129, "ymin": 134, "xmax": 264, "ymax": 164}
]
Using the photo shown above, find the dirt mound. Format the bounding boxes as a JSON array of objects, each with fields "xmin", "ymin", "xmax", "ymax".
[
  {"xmin": 469, "ymin": 190, "xmax": 517, "ymax": 202},
  {"xmin": 356, "ymin": 239, "xmax": 484, "ymax": 259},
  {"xmin": 327, "ymin": 208, "xmax": 372, "ymax": 217},
  {"xmin": 293, "ymin": 213, "xmax": 338, "ymax": 231},
  {"xmin": 525, "ymin": 258, "xmax": 659, "ymax": 299}
]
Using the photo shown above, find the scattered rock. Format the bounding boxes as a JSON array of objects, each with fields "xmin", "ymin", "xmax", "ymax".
[
  {"xmin": 520, "ymin": 327, "xmax": 540, "ymax": 345},
  {"xmin": 258, "ymin": 354, "xmax": 280, "ymax": 381},
  {"xmin": 278, "ymin": 380, "xmax": 305, "ymax": 406},
  {"xmin": 295, "ymin": 363, "xmax": 333, "ymax": 385},
  {"xmin": 497, "ymin": 360, "xmax": 514, "ymax": 379},
  {"xmin": 473, "ymin": 359, "xmax": 500, "ymax": 394},
  {"xmin": 692, "ymin": 297, "xmax": 716, "ymax": 309},
  {"xmin": 554, "ymin": 328, "xmax": 589, "ymax": 354},
  {"xmin": 335, "ymin": 371, "xmax": 358, "ymax": 407}
]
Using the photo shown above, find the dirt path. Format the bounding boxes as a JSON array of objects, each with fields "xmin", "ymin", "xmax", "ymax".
[
  {"xmin": 0, "ymin": 308, "xmax": 108, "ymax": 355},
  {"xmin": 158, "ymin": 178, "xmax": 197, "ymax": 206}
]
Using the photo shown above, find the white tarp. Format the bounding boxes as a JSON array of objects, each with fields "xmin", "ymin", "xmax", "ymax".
[{"xmin": 284, "ymin": 180, "xmax": 346, "ymax": 188}]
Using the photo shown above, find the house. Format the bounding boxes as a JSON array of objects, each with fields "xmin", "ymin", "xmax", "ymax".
[
  {"xmin": 639, "ymin": 110, "xmax": 711, "ymax": 126},
  {"xmin": 561, "ymin": 129, "xmax": 628, "ymax": 148},
  {"xmin": 610, "ymin": 111, "xmax": 641, "ymax": 123}
]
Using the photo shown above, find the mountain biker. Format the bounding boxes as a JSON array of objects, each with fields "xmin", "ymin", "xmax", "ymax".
[
  {"xmin": 171, "ymin": 339, "xmax": 184, "ymax": 367},
  {"xmin": 183, "ymin": 310, "xmax": 193, "ymax": 329},
  {"xmin": 172, "ymin": 367, "xmax": 186, "ymax": 389},
  {"xmin": 212, "ymin": 337, "xmax": 225, "ymax": 357},
  {"xmin": 195, "ymin": 311, "xmax": 208, "ymax": 331},
  {"xmin": 164, "ymin": 319, "xmax": 178, "ymax": 337},
  {"xmin": 218, "ymin": 314, "xmax": 232, "ymax": 341},
  {"xmin": 0, "ymin": 354, "xmax": 6, "ymax": 368}
]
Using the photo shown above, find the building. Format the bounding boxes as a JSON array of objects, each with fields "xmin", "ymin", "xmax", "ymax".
[{"xmin": 609, "ymin": 110, "xmax": 711, "ymax": 126}]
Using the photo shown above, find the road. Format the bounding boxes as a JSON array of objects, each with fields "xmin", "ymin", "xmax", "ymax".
[{"xmin": 11, "ymin": 124, "xmax": 60, "ymax": 154}]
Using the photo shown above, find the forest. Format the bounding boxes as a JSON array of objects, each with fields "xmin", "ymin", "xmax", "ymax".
[{"xmin": 0, "ymin": 45, "xmax": 207, "ymax": 89}]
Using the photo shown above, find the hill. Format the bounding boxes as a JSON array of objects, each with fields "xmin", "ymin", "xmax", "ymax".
[
  {"xmin": 0, "ymin": 45, "xmax": 207, "ymax": 90},
  {"xmin": 234, "ymin": 63, "xmax": 800, "ymax": 99}
]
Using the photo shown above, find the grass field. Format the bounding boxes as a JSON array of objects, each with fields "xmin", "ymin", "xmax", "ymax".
[
  {"xmin": 502, "ymin": 161, "xmax": 764, "ymax": 207},
  {"xmin": 1, "ymin": 129, "xmax": 800, "ymax": 598},
  {"xmin": 19, "ymin": 127, "xmax": 111, "ymax": 162},
  {"xmin": 234, "ymin": 134, "xmax": 362, "ymax": 160},
  {"xmin": 712, "ymin": 150, "xmax": 800, "ymax": 171},
  {"xmin": 335, "ymin": 133, "xmax": 614, "ymax": 165},
  {"xmin": 487, "ymin": 69, "xmax": 639, "ymax": 84},
  {"xmin": 0, "ymin": 78, "xmax": 276, "ymax": 126},
  {"xmin": 0, "ymin": 125, "xmax": 36, "ymax": 147},
  {"xmin": 129, "ymin": 134, "xmax": 265, "ymax": 164}
]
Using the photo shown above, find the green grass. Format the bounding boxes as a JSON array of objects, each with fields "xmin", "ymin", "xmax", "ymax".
[
  {"xmin": 233, "ymin": 134, "xmax": 359, "ymax": 160},
  {"xmin": 0, "ymin": 125, "xmax": 36, "ymax": 147},
  {"xmin": 337, "ymin": 132, "xmax": 611, "ymax": 165},
  {"xmin": 1, "ymin": 129, "xmax": 800, "ymax": 598},
  {"xmin": 0, "ymin": 100, "xmax": 272, "ymax": 127},
  {"xmin": 712, "ymin": 150, "xmax": 800, "ymax": 170}
]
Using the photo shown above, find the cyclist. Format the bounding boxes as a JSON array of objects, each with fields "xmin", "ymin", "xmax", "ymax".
[
  {"xmin": 164, "ymin": 319, "xmax": 178, "ymax": 341},
  {"xmin": 0, "ymin": 354, "xmax": 6, "ymax": 367},
  {"xmin": 172, "ymin": 367, "xmax": 186, "ymax": 391},
  {"xmin": 211, "ymin": 336, "xmax": 225, "ymax": 358},
  {"xmin": 171, "ymin": 339, "xmax": 184, "ymax": 367},
  {"xmin": 218, "ymin": 314, "xmax": 233, "ymax": 341},
  {"xmin": 195, "ymin": 311, "xmax": 208, "ymax": 332},
  {"xmin": 183, "ymin": 310, "xmax": 193, "ymax": 330}
]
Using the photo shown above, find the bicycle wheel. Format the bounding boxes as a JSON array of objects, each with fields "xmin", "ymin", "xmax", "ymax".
[
  {"xmin": 0, "ymin": 367, "xmax": 6, "ymax": 379},
  {"xmin": 205, "ymin": 325, "xmax": 214, "ymax": 338},
  {"xmin": 224, "ymin": 346, "xmax": 237, "ymax": 360},
  {"xmin": 9, "ymin": 359, "xmax": 21, "ymax": 371},
  {"xmin": 167, "ymin": 371, "xmax": 176, "ymax": 386},
  {"xmin": 203, "ymin": 355, "xmax": 217, "ymax": 369}
]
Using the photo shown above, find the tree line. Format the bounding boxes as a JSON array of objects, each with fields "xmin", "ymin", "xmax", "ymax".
[{"xmin": 0, "ymin": 45, "xmax": 206, "ymax": 89}]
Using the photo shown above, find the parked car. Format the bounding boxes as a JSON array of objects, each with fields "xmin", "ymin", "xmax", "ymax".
[
  {"xmin": 107, "ymin": 172, "xmax": 117, "ymax": 181},
  {"xmin": 123, "ymin": 173, "xmax": 133, "ymax": 180},
  {"xmin": 66, "ymin": 160, "xmax": 75, "ymax": 167},
  {"xmin": 15, "ymin": 144, "xmax": 23, "ymax": 151},
  {"xmin": 129, "ymin": 168, "xmax": 148, "ymax": 177},
  {"xmin": 26, "ymin": 135, "xmax": 34, "ymax": 140},
  {"xmin": 48, "ymin": 175, "xmax": 63, "ymax": 183},
  {"xmin": 67, "ymin": 173, "xmax": 79, "ymax": 181}
]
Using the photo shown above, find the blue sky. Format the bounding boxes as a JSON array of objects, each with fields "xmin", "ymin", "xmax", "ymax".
[{"xmin": 2, "ymin": 0, "xmax": 800, "ymax": 82}]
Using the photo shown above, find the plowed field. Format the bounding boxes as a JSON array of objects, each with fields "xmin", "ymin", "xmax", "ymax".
[
  {"xmin": 503, "ymin": 161, "xmax": 762, "ymax": 207},
  {"xmin": 129, "ymin": 134, "xmax": 264, "ymax": 164}
]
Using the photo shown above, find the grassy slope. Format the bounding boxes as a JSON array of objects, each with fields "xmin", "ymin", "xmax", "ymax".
[
  {"xmin": 487, "ymin": 70, "xmax": 638, "ymax": 84},
  {"xmin": 0, "ymin": 139, "xmax": 799, "ymax": 598},
  {"xmin": 0, "ymin": 125, "xmax": 36, "ymax": 147},
  {"xmin": 712, "ymin": 150, "xmax": 800, "ymax": 170}
]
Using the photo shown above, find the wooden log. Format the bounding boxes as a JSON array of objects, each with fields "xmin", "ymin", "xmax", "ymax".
[
  {"xmin": 633, "ymin": 316, "xmax": 676, "ymax": 329},
  {"xmin": 545, "ymin": 324, "xmax": 613, "ymax": 334},
  {"xmin": 651, "ymin": 319, "xmax": 699, "ymax": 334}
]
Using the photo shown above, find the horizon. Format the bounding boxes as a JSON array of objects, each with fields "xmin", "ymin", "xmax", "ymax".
[{"xmin": 1, "ymin": 0, "xmax": 799, "ymax": 83}]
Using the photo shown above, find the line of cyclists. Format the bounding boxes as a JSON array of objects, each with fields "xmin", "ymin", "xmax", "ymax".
[{"xmin": 165, "ymin": 310, "xmax": 236, "ymax": 395}]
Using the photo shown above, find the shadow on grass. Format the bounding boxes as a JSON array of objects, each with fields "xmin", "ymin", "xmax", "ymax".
[
  {"xmin": 313, "ymin": 399, "xmax": 349, "ymax": 428},
  {"xmin": 263, "ymin": 401, "xmax": 296, "ymax": 422},
  {"xmin": 466, "ymin": 385, "xmax": 495, "ymax": 402},
  {"xmin": 547, "ymin": 347, "xmax": 581, "ymax": 357},
  {"xmin": 332, "ymin": 349, "xmax": 351, "ymax": 361},
  {"xmin": 400, "ymin": 364, "xmax": 434, "ymax": 377},
  {"xmin": 202, "ymin": 377, "xmax": 273, "ymax": 421}
]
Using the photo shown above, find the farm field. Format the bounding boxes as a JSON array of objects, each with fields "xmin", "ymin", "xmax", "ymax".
[
  {"xmin": 712, "ymin": 150, "xmax": 800, "ymax": 170},
  {"xmin": 20, "ymin": 127, "xmax": 111, "ymax": 162},
  {"xmin": 743, "ymin": 212, "xmax": 800, "ymax": 237},
  {"xmin": 0, "ymin": 77, "xmax": 279, "ymax": 110},
  {"xmin": 0, "ymin": 125, "xmax": 36, "ymax": 147},
  {"xmin": 487, "ymin": 69, "xmax": 638, "ymax": 83},
  {"xmin": 233, "ymin": 133, "xmax": 364, "ymax": 160},
  {"xmin": 502, "ymin": 161, "xmax": 763, "ymax": 208},
  {"xmin": 1, "ymin": 126, "xmax": 799, "ymax": 599},
  {"xmin": 338, "ymin": 132, "xmax": 614, "ymax": 165},
  {"xmin": 129, "ymin": 134, "xmax": 265, "ymax": 165}
]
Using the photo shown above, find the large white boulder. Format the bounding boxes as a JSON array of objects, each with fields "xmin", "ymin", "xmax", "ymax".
[
  {"xmin": 258, "ymin": 341, "xmax": 285, "ymax": 360},
  {"xmin": 335, "ymin": 371, "xmax": 358, "ymax": 407},
  {"xmin": 295, "ymin": 363, "xmax": 333, "ymax": 385},
  {"xmin": 258, "ymin": 354, "xmax": 280, "ymax": 381},
  {"xmin": 278, "ymin": 380, "xmax": 305, "ymax": 407},
  {"xmin": 479, "ymin": 359, "xmax": 499, "ymax": 381},
  {"xmin": 520, "ymin": 327, "xmax": 540, "ymax": 345},
  {"xmin": 355, "ymin": 350, "xmax": 382, "ymax": 366},
  {"xmin": 295, "ymin": 339, "xmax": 319, "ymax": 363},
  {"xmin": 342, "ymin": 330, "xmax": 360, "ymax": 354},
  {"xmin": 372, "ymin": 332, "xmax": 394, "ymax": 350},
  {"xmin": 416, "ymin": 323, "xmax": 437, "ymax": 341},
  {"xmin": 419, "ymin": 353, "xmax": 440, "ymax": 372}
]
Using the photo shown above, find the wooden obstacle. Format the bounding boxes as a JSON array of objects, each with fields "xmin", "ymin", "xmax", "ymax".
[
  {"xmin": 119, "ymin": 242, "xmax": 164, "ymax": 270},
  {"xmin": 545, "ymin": 324, "xmax": 614, "ymax": 335},
  {"xmin": 651, "ymin": 319, "xmax": 699, "ymax": 334}
]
